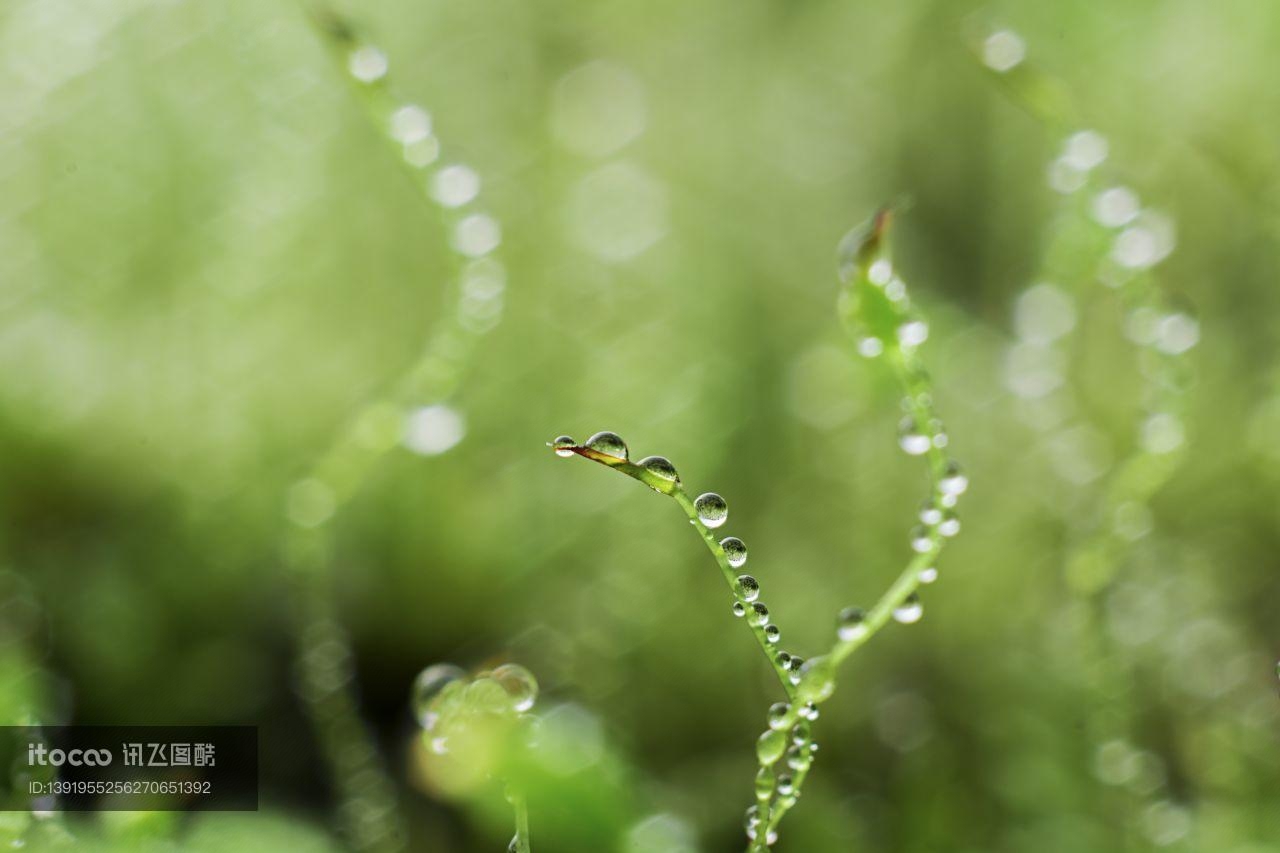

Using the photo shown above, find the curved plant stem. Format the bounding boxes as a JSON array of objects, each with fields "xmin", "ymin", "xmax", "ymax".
[
  {"xmin": 558, "ymin": 209, "xmax": 965, "ymax": 850},
  {"xmin": 559, "ymin": 445, "xmax": 796, "ymax": 698},
  {"xmin": 285, "ymin": 6, "xmax": 509, "ymax": 850}
]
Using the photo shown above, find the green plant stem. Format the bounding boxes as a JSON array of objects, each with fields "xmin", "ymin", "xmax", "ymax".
[
  {"xmin": 567, "ymin": 446, "xmax": 796, "ymax": 699},
  {"xmin": 510, "ymin": 789, "xmax": 532, "ymax": 853}
]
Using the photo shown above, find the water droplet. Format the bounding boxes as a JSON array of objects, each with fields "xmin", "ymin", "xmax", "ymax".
[
  {"xmin": 734, "ymin": 575, "xmax": 759, "ymax": 602},
  {"xmin": 754, "ymin": 768, "xmax": 774, "ymax": 801},
  {"xmin": 799, "ymin": 702, "xmax": 819, "ymax": 721},
  {"xmin": 1153, "ymin": 313, "xmax": 1199, "ymax": 355},
  {"xmin": 767, "ymin": 702, "xmax": 791, "ymax": 731},
  {"xmin": 756, "ymin": 729, "xmax": 786, "ymax": 765},
  {"xmin": 791, "ymin": 721, "xmax": 811, "ymax": 745},
  {"xmin": 389, "ymin": 105, "xmax": 432, "ymax": 144},
  {"xmin": 919, "ymin": 566, "xmax": 938, "ymax": 584},
  {"xmin": 764, "ymin": 624, "xmax": 781, "ymax": 644},
  {"xmin": 785, "ymin": 744, "xmax": 810, "ymax": 771},
  {"xmin": 797, "ymin": 656, "xmax": 836, "ymax": 703},
  {"xmin": 937, "ymin": 512, "xmax": 961, "ymax": 538},
  {"xmin": 1093, "ymin": 186, "xmax": 1140, "ymax": 228},
  {"xmin": 744, "ymin": 804, "xmax": 760, "ymax": 831},
  {"xmin": 787, "ymin": 656, "xmax": 805, "ymax": 686},
  {"xmin": 404, "ymin": 404, "xmax": 466, "ymax": 456},
  {"xmin": 430, "ymin": 164, "xmax": 480, "ymax": 208},
  {"xmin": 899, "ymin": 418, "xmax": 931, "ymax": 455},
  {"xmin": 452, "ymin": 213, "xmax": 502, "ymax": 258},
  {"xmin": 837, "ymin": 606, "xmax": 867, "ymax": 642},
  {"xmin": 552, "ymin": 435, "xmax": 576, "ymax": 457},
  {"xmin": 721, "ymin": 537, "xmax": 748, "ymax": 568},
  {"xmin": 732, "ymin": 601, "xmax": 746, "ymax": 618},
  {"xmin": 919, "ymin": 499, "xmax": 943, "ymax": 526},
  {"xmin": 777, "ymin": 774, "xmax": 795, "ymax": 796},
  {"xmin": 751, "ymin": 602, "xmax": 769, "ymax": 626},
  {"xmin": 695, "ymin": 493, "xmax": 728, "ymax": 528},
  {"xmin": 868, "ymin": 259, "xmax": 893, "ymax": 285},
  {"xmin": 939, "ymin": 462, "xmax": 968, "ymax": 496},
  {"xmin": 777, "ymin": 652, "xmax": 792, "ymax": 668},
  {"xmin": 1063, "ymin": 130, "xmax": 1108, "ymax": 172},
  {"xmin": 348, "ymin": 46, "xmax": 388, "ymax": 83},
  {"xmin": 910, "ymin": 526, "xmax": 933, "ymax": 554},
  {"xmin": 638, "ymin": 455, "xmax": 679, "ymax": 482},
  {"xmin": 893, "ymin": 593, "xmax": 923, "ymax": 624},
  {"xmin": 411, "ymin": 663, "xmax": 466, "ymax": 728},
  {"xmin": 585, "ymin": 430, "xmax": 628, "ymax": 461},
  {"xmin": 857, "ymin": 336, "xmax": 885, "ymax": 358},
  {"xmin": 982, "ymin": 30, "xmax": 1025, "ymax": 73},
  {"xmin": 491, "ymin": 663, "xmax": 539, "ymax": 712},
  {"xmin": 897, "ymin": 320, "xmax": 929, "ymax": 348}
]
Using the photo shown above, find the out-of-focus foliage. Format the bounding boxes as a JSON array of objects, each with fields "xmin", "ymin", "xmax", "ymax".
[{"xmin": 0, "ymin": 0, "xmax": 1278, "ymax": 850}]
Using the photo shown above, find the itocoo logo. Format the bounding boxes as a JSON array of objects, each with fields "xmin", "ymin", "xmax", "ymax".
[{"xmin": 28, "ymin": 744, "xmax": 112, "ymax": 766}]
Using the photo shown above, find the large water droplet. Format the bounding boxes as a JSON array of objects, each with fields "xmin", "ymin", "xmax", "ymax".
[
  {"xmin": 837, "ymin": 606, "xmax": 867, "ymax": 642},
  {"xmin": 552, "ymin": 435, "xmax": 576, "ymax": 457},
  {"xmin": 893, "ymin": 593, "xmax": 923, "ymax": 624},
  {"xmin": 899, "ymin": 418, "xmax": 931, "ymax": 456},
  {"xmin": 638, "ymin": 455, "xmax": 679, "ymax": 482},
  {"xmin": 796, "ymin": 656, "xmax": 836, "ymax": 703},
  {"xmin": 754, "ymin": 768, "xmax": 774, "ymax": 801},
  {"xmin": 756, "ymin": 729, "xmax": 786, "ymax": 765},
  {"xmin": 492, "ymin": 663, "xmax": 539, "ymax": 712},
  {"xmin": 412, "ymin": 663, "xmax": 466, "ymax": 728},
  {"xmin": 767, "ymin": 702, "xmax": 791, "ymax": 731},
  {"xmin": 734, "ymin": 575, "xmax": 760, "ymax": 602},
  {"xmin": 695, "ymin": 493, "xmax": 728, "ymax": 528},
  {"xmin": 585, "ymin": 431, "xmax": 628, "ymax": 461},
  {"xmin": 721, "ymin": 537, "xmax": 748, "ymax": 568}
]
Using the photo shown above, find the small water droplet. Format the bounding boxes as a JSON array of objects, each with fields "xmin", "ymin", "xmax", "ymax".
[
  {"xmin": 734, "ymin": 575, "xmax": 760, "ymax": 602},
  {"xmin": 799, "ymin": 702, "xmax": 819, "ymax": 721},
  {"xmin": 777, "ymin": 652, "xmax": 792, "ymax": 668},
  {"xmin": 937, "ymin": 512, "xmax": 961, "ymax": 538},
  {"xmin": 585, "ymin": 430, "xmax": 628, "ymax": 461},
  {"xmin": 751, "ymin": 602, "xmax": 769, "ymax": 626},
  {"xmin": 918, "ymin": 566, "xmax": 938, "ymax": 584},
  {"xmin": 638, "ymin": 455, "xmax": 679, "ymax": 482},
  {"xmin": 721, "ymin": 537, "xmax": 748, "ymax": 568},
  {"xmin": 767, "ymin": 702, "xmax": 791, "ymax": 731},
  {"xmin": 552, "ymin": 435, "xmax": 576, "ymax": 457},
  {"xmin": 837, "ymin": 606, "xmax": 867, "ymax": 642},
  {"xmin": 348, "ymin": 46, "xmax": 388, "ymax": 83},
  {"xmin": 940, "ymin": 461, "xmax": 968, "ymax": 496},
  {"xmin": 899, "ymin": 418, "xmax": 931, "ymax": 455},
  {"xmin": 732, "ymin": 601, "xmax": 746, "ymax": 618},
  {"xmin": 893, "ymin": 593, "xmax": 923, "ymax": 624},
  {"xmin": 919, "ymin": 499, "xmax": 943, "ymax": 526},
  {"xmin": 982, "ymin": 29, "xmax": 1025, "ymax": 73},
  {"xmin": 910, "ymin": 526, "xmax": 933, "ymax": 554},
  {"xmin": 695, "ymin": 492, "xmax": 728, "ymax": 528},
  {"xmin": 411, "ymin": 663, "xmax": 466, "ymax": 728},
  {"xmin": 791, "ymin": 721, "xmax": 811, "ymax": 745},
  {"xmin": 764, "ymin": 624, "xmax": 781, "ymax": 644},
  {"xmin": 389, "ymin": 105, "xmax": 432, "ymax": 144},
  {"xmin": 785, "ymin": 744, "xmax": 810, "ymax": 771},
  {"xmin": 492, "ymin": 663, "xmax": 539, "ymax": 712},
  {"xmin": 777, "ymin": 774, "xmax": 795, "ymax": 796},
  {"xmin": 787, "ymin": 656, "xmax": 805, "ymax": 686}
]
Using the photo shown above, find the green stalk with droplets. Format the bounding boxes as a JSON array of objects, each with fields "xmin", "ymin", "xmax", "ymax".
[
  {"xmin": 285, "ymin": 7, "xmax": 510, "ymax": 851},
  {"xmin": 977, "ymin": 27, "xmax": 1198, "ymax": 846},
  {"xmin": 553, "ymin": 208, "xmax": 966, "ymax": 850}
]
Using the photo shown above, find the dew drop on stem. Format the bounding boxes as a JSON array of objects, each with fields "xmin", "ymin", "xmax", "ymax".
[
  {"xmin": 695, "ymin": 492, "xmax": 729, "ymax": 528},
  {"xmin": 585, "ymin": 430, "xmax": 628, "ymax": 461},
  {"xmin": 638, "ymin": 455, "xmax": 679, "ymax": 482},
  {"xmin": 893, "ymin": 593, "xmax": 924, "ymax": 624},
  {"xmin": 552, "ymin": 435, "xmax": 576, "ymax": 457},
  {"xmin": 735, "ymin": 575, "xmax": 760, "ymax": 602},
  {"xmin": 721, "ymin": 536, "xmax": 748, "ymax": 568}
]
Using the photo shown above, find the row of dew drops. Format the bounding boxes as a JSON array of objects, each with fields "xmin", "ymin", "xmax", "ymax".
[{"xmin": 553, "ymin": 425, "xmax": 968, "ymax": 845}]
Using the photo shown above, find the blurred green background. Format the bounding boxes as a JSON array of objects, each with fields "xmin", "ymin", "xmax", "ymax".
[{"xmin": 1, "ymin": 0, "xmax": 1278, "ymax": 850}]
